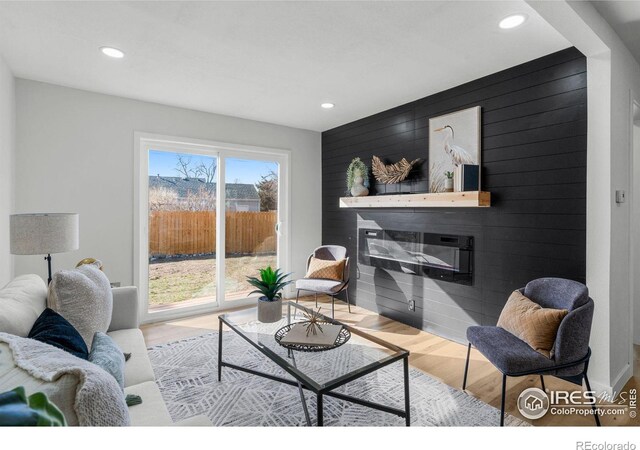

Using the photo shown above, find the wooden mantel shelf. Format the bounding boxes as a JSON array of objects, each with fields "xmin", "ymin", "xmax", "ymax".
[{"xmin": 339, "ymin": 191, "xmax": 491, "ymax": 208}]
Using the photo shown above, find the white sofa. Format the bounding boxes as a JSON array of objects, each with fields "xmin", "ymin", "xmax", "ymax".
[{"xmin": 0, "ymin": 274, "xmax": 211, "ymax": 426}]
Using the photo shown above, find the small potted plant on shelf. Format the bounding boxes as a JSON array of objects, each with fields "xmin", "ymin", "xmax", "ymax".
[
  {"xmin": 444, "ymin": 171, "xmax": 454, "ymax": 192},
  {"xmin": 246, "ymin": 266, "xmax": 293, "ymax": 323},
  {"xmin": 346, "ymin": 157, "xmax": 370, "ymax": 197}
]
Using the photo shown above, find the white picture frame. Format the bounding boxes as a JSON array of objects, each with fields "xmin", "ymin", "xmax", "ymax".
[{"xmin": 428, "ymin": 106, "xmax": 481, "ymax": 193}]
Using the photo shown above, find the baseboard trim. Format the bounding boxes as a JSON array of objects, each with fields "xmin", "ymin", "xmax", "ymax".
[{"xmin": 611, "ymin": 363, "xmax": 633, "ymax": 395}]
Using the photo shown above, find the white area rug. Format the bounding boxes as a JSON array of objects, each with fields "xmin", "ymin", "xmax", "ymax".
[{"xmin": 148, "ymin": 332, "xmax": 528, "ymax": 426}]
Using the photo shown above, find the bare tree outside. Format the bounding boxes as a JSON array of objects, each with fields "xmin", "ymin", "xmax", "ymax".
[
  {"xmin": 149, "ymin": 185, "xmax": 215, "ymax": 211},
  {"xmin": 183, "ymin": 186, "xmax": 216, "ymax": 211},
  {"xmin": 255, "ymin": 170, "xmax": 278, "ymax": 211},
  {"xmin": 195, "ymin": 159, "xmax": 217, "ymax": 185},
  {"xmin": 149, "ymin": 186, "xmax": 179, "ymax": 211},
  {"xmin": 175, "ymin": 155, "xmax": 195, "ymax": 179}
]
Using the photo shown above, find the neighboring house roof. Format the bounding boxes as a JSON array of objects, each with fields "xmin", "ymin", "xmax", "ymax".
[{"xmin": 149, "ymin": 176, "xmax": 259, "ymax": 200}]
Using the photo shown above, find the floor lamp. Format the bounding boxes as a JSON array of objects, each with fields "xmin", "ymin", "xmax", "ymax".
[{"xmin": 10, "ymin": 213, "xmax": 80, "ymax": 284}]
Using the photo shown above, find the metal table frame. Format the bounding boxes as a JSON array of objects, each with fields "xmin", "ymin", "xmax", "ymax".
[{"xmin": 218, "ymin": 301, "xmax": 411, "ymax": 426}]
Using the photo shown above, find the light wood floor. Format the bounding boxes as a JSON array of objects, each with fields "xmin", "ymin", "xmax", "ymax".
[{"xmin": 141, "ymin": 295, "xmax": 639, "ymax": 426}]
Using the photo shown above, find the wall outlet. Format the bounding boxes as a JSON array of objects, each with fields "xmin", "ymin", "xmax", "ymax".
[
  {"xmin": 616, "ymin": 190, "xmax": 626, "ymax": 204},
  {"xmin": 408, "ymin": 300, "xmax": 415, "ymax": 311},
  {"xmin": 110, "ymin": 282, "xmax": 121, "ymax": 288}
]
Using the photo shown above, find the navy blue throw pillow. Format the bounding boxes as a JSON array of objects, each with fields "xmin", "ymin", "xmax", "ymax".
[{"xmin": 28, "ymin": 308, "xmax": 89, "ymax": 360}]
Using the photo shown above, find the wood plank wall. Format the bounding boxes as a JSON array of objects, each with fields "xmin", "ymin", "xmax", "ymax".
[{"xmin": 321, "ymin": 47, "xmax": 587, "ymax": 342}]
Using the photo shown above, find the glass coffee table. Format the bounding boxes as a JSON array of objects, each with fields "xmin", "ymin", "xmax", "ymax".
[{"xmin": 218, "ymin": 301, "xmax": 410, "ymax": 426}]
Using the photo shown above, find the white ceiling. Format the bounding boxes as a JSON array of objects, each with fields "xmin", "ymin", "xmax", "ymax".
[
  {"xmin": 591, "ymin": 1, "xmax": 640, "ymax": 65},
  {"xmin": 0, "ymin": 1, "xmax": 570, "ymax": 132}
]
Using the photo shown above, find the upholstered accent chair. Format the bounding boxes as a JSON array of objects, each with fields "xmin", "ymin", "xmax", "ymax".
[
  {"xmin": 463, "ymin": 278, "xmax": 599, "ymax": 426},
  {"xmin": 295, "ymin": 245, "xmax": 351, "ymax": 318}
]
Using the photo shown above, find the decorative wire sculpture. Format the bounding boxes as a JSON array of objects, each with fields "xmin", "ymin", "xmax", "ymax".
[
  {"xmin": 301, "ymin": 308, "xmax": 325, "ymax": 337},
  {"xmin": 274, "ymin": 307, "xmax": 351, "ymax": 352}
]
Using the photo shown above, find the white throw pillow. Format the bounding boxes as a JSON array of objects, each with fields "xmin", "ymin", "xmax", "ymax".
[
  {"xmin": 0, "ymin": 274, "xmax": 47, "ymax": 337},
  {"xmin": 48, "ymin": 261, "xmax": 113, "ymax": 348}
]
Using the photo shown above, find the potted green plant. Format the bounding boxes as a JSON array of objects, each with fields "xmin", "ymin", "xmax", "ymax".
[
  {"xmin": 444, "ymin": 171, "xmax": 454, "ymax": 192},
  {"xmin": 246, "ymin": 266, "xmax": 293, "ymax": 323},
  {"xmin": 0, "ymin": 386, "xmax": 66, "ymax": 426},
  {"xmin": 346, "ymin": 157, "xmax": 370, "ymax": 197}
]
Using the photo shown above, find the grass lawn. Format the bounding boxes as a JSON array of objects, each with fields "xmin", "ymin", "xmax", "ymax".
[{"xmin": 149, "ymin": 254, "xmax": 276, "ymax": 305}]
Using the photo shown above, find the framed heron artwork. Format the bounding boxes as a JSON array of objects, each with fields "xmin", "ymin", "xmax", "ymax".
[{"xmin": 428, "ymin": 106, "xmax": 481, "ymax": 193}]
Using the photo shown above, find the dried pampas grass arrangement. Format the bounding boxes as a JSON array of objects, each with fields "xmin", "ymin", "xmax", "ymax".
[{"xmin": 371, "ymin": 155, "xmax": 420, "ymax": 184}]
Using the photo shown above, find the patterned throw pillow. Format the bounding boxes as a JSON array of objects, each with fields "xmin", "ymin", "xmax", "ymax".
[
  {"xmin": 304, "ymin": 257, "xmax": 346, "ymax": 281},
  {"xmin": 497, "ymin": 290, "xmax": 568, "ymax": 358}
]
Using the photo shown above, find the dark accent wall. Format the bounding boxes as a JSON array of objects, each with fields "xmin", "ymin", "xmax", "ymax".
[{"xmin": 321, "ymin": 47, "xmax": 587, "ymax": 342}]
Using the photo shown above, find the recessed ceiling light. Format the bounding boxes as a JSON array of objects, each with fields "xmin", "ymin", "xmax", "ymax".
[
  {"xmin": 100, "ymin": 46, "xmax": 125, "ymax": 58},
  {"xmin": 499, "ymin": 14, "xmax": 527, "ymax": 30},
  {"xmin": 321, "ymin": 103, "xmax": 335, "ymax": 109}
]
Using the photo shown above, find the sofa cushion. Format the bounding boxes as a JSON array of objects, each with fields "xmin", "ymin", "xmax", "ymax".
[
  {"xmin": 28, "ymin": 308, "xmax": 89, "ymax": 360},
  {"xmin": 124, "ymin": 381, "xmax": 172, "ymax": 426},
  {"xmin": 467, "ymin": 326, "xmax": 559, "ymax": 375},
  {"xmin": 0, "ymin": 342, "xmax": 80, "ymax": 426},
  {"xmin": 107, "ymin": 329, "xmax": 155, "ymax": 387},
  {"xmin": 497, "ymin": 290, "xmax": 568, "ymax": 358},
  {"xmin": 295, "ymin": 278, "xmax": 344, "ymax": 294},
  {"xmin": 48, "ymin": 261, "xmax": 113, "ymax": 348},
  {"xmin": 89, "ymin": 332, "xmax": 125, "ymax": 390},
  {"xmin": 0, "ymin": 275, "xmax": 47, "ymax": 337}
]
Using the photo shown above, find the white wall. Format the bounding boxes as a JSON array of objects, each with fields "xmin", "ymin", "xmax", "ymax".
[
  {"xmin": 0, "ymin": 55, "xmax": 14, "ymax": 286},
  {"xmin": 633, "ymin": 108, "xmax": 640, "ymax": 346},
  {"xmin": 529, "ymin": 0, "xmax": 640, "ymax": 393},
  {"xmin": 14, "ymin": 80, "xmax": 321, "ymax": 290}
]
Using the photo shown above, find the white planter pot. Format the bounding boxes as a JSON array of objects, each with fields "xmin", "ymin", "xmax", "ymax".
[
  {"xmin": 257, "ymin": 297, "xmax": 282, "ymax": 323},
  {"xmin": 444, "ymin": 178, "xmax": 454, "ymax": 192},
  {"xmin": 350, "ymin": 176, "xmax": 369, "ymax": 197}
]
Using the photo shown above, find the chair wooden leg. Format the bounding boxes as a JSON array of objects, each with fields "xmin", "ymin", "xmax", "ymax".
[
  {"xmin": 345, "ymin": 288, "xmax": 351, "ymax": 313},
  {"xmin": 315, "ymin": 293, "xmax": 318, "ymax": 308},
  {"xmin": 500, "ymin": 374, "xmax": 507, "ymax": 427},
  {"xmin": 331, "ymin": 295, "xmax": 335, "ymax": 318},
  {"xmin": 295, "ymin": 289, "xmax": 300, "ymax": 304},
  {"xmin": 540, "ymin": 375, "xmax": 546, "ymax": 392},
  {"xmin": 462, "ymin": 343, "xmax": 471, "ymax": 390},
  {"xmin": 583, "ymin": 373, "xmax": 601, "ymax": 426}
]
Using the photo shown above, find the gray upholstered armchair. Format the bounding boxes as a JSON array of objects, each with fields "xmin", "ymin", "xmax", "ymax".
[
  {"xmin": 295, "ymin": 245, "xmax": 351, "ymax": 318},
  {"xmin": 463, "ymin": 277, "xmax": 599, "ymax": 426}
]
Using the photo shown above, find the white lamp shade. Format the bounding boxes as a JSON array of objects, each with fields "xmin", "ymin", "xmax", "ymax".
[{"xmin": 10, "ymin": 213, "xmax": 79, "ymax": 255}]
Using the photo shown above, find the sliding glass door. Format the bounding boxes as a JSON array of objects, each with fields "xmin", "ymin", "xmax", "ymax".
[
  {"xmin": 147, "ymin": 149, "xmax": 219, "ymax": 313},
  {"xmin": 223, "ymin": 156, "xmax": 280, "ymax": 301},
  {"xmin": 137, "ymin": 136, "xmax": 289, "ymax": 322}
]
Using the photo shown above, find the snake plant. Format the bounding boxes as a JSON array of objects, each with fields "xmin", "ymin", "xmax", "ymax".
[{"xmin": 246, "ymin": 266, "xmax": 293, "ymax": 302}]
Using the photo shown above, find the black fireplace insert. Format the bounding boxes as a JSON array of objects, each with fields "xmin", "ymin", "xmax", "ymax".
[{"xmin": 358, "ymin": 228, "xmax": 473, "ymax": 285}]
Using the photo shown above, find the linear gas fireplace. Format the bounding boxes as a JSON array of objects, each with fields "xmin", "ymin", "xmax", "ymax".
[{"xmin": 358, "ymin": 228, "xmax": 473, "ymax": 285}]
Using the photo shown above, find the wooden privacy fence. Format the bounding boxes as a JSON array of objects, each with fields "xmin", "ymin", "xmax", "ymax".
[{"xmin": 149, "ymin": 210, "xmax": 277, "ymax": 257}]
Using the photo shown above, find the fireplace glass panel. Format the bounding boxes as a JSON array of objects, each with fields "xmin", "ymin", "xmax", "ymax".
[{"xmin": 359, "ymin": 229, "xmax": 472, "ymax": 285}]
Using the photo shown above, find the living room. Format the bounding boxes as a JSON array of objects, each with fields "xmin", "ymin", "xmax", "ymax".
[{"xmin": 0, "ymin": 0, "xmax": 639, "ymax": 446}]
